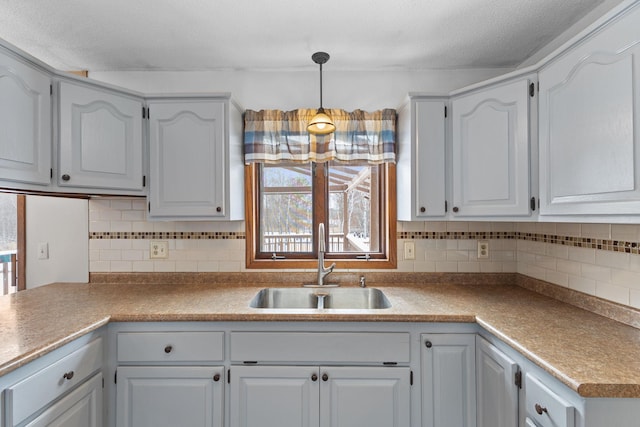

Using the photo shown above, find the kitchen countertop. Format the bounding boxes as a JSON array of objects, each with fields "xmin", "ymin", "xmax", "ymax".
[{"xmin": 1, "ymin": 278, "xmax": 639, "ymax": 398}]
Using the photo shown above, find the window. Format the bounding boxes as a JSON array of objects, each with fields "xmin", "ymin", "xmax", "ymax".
[
  {"xmin": 245, "ymin": 162, "xmax": 396, "ymax": 269},
  {"xmin": 0, "ymin": 193, "xmax": 25, "ymax": 293},
  {"xmin": 244, "ymin": 108, "xmax": 397, "ymax": 269}
]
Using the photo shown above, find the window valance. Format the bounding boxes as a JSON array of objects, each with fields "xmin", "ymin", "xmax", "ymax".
[{"xmin": 244, "ymin": 108, "xmax": 396, "ymax": 164}]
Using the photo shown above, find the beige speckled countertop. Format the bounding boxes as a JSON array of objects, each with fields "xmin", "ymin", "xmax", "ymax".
[{"xmin": 1, "ymin": 273, "xmax": 640, "ymax": 399}]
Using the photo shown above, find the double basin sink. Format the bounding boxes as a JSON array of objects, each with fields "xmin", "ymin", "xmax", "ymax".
[{"xmin": 249, "ymin": 287, "xmax": 391, "ymax": 310}]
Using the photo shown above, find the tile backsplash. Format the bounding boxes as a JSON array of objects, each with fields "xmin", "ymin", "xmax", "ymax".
[{"xmin": 89, "ymin": 198, "xmax": 640, "ymax": 310}]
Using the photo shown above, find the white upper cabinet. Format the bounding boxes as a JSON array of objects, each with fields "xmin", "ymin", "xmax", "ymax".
[
  {"xmin": 397, "ymin": 97, "xmax": 447, "ymax": 220},
  {"xmin": 58, "ymin": 80, "xmax": 145, "ymax": 194},
  {"xmin": 538, "ymin": 2, "xmax": 640, "ymax": 216},
  {"xmin": 0, "ymin": 49, "xmax": 51, "ymax": 186},
  {"xmin": 147, "ymin": 97, "xmax": 243, "ymax": 220},
  {"xmin": 451, "ymin": 78, "xmax": 533, "ymax": 217}
]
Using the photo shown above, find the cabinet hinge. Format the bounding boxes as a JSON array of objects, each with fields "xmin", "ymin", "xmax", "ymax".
[
  {"xmin": 410, "ymin": 370, "xmax": 414, "ymax": 386},
  {"xmin": 530, "ymin": 196, "xmax": 536, "ymax": 212},
  {"xmin": 114, "ymin": 370, "xmax": 117, "ymax": 384},
  {"xmin": 444, "ymin": 106, "xmax": 447, "ymax": 118},
  {"xmin": 515, "ymin": 370, "xmax": 522, "ymax": 389},
  {"xmin": 529, "ymin": 82, "xmax": 535, "ymax": 97}
]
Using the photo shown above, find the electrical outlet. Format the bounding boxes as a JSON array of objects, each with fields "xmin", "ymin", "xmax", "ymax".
[
  {"xmin": 404, "ymin": 241, "xmax": 416, "ymax": 260},
  {"xmin": 150, "ymin": 241, "xmax": 169, "ymax": 259},
  {"xmin": 477, "ymin": 240, "xmax": 489, "ymax": 259}
]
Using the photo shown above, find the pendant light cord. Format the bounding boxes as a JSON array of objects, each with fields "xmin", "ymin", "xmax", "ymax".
[{"xmin": 319, "ymin": 62, "xmax": 324, "ymax": 111}]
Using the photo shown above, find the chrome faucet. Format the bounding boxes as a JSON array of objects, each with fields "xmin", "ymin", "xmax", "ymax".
[{"xmin": 316, "ymin": 223, "xmax": 336, "ymax": 286}]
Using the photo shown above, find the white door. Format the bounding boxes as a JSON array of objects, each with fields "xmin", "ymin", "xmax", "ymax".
[
  {"xmin": 421, "ymin": 334, "xmax": 476, "ymax": 427},
  {"xmin": 58, "ymin": 81, "xmax": 144, "ymax": 192},
  {"xmin": 476, "ymin": 336, "xmax": 518, "ymax": 427},
  {"xmin": 320, "ymin": 366, "xmax": 410, "ymax": 427},
  {"xmin": 0, "ymin": 51, "xmax": 51, "ymax": 186},
  {"xmin": 452, "ymin": 79, "xmax": 531, "ymax": 216},
  {"xmin": 116, "ymin": 366, "xmax": 224, "ymax": 427},
  {"xmin": 538, "ymin": 4, "xmax": 640, "ymax": 215},
  {"xmin": 24, "ymin": 373, "xmax": 102, "ymax": 427},
  {"xmin": 230, "ymin": 365, "xmax": 319, "ymax": 427},
  {"xmin": 148, "ymin": 100, "xmax": 226, "ymax": 219}
]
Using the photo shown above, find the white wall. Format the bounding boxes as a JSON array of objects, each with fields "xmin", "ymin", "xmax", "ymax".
[{"xmin": 26, "ymin": 195, "xmax": 89, "ymax": 288}]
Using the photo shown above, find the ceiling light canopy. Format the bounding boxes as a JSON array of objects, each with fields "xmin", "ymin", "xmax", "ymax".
[{"xmin": 307, "ymin": 52, "xmax": 336, "ymax": 135}]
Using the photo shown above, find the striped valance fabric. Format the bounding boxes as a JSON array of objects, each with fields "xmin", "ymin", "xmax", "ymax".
[{"xmin": 244, "ymin": 108, "xmax": 396, "ymax": 164}]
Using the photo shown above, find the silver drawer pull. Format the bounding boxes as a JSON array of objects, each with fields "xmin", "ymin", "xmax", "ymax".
[
  {"xmin": 62, "ymin": 371, "xmax": 74, "ymax": 381},
  {"xmin": 535, "ymin": 403, "xmax": 548, "ymax": 415}
]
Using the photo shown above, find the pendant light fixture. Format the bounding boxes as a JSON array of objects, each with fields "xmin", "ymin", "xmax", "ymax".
[{"xmin": 307, "ymin": 51, "xmax": 336, "ymax": 135}]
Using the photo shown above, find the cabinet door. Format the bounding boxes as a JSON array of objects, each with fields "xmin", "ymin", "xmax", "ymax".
[
  {"xmin": 58, "ymin": 81, "xmax": 144, "ymax": 192},
  {"xmin": 538, "ymin": 4, "xmax": 640, "ymax": 215},
  {"xmin": 148, "ymin": 100, "xmax": 226, "ymax": 219},
  {"xmin": 23, "ymin": 373, "xmax": 102, "ymax": 427},
  {"xmin": 0, "ymin": 50, "xmax": 51, "ymax": 186},
  {"xmin": 320, "ymin": 366, "xmax": 410, "ymax": 427},
  {"xmin": 452, "ymin": 79, "xmax": 531, "ymax": 216},
  {"xmin": 476, "ymin": 336, "xmax": 518, "ymax": 427},
  {"xmin": 421, "ymin": 334, "xmax": 476, "ymax": 427},
  {"xmin": 116, "ymin": 366, "xmax": 224, "ymax": 427},
  {"xmin": 230, "ymin": 365, "xmax": 319, "ymax": 427},
  {"xmin": 397, "ymin": 99, "xmax": 446, "ymax": 219}
]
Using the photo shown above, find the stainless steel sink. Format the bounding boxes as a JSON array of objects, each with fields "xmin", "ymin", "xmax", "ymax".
[{"xmin": 249, "ymin": 287, "xmax": 391, "ymax": 310}]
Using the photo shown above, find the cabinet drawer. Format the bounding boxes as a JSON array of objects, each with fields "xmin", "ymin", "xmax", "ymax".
[
  {"xmin": 525, "ymin": 373, "xmax": 575, "ymax": 427},
  {"xmin": 230, "ymin": 332, "xmax": 410, "ymax": 363},
  {"xmin": 5, "ymin": 338, "xmax": 103, "ymax": 426},
  {"xmin": 117, "ymin": 331, "xmax": 224, "ymax": 363}
]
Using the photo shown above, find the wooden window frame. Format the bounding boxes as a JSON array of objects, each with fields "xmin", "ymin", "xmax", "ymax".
[{"xmin": 245, "ymin": 162, "xmax": 397, "ymax": 269}]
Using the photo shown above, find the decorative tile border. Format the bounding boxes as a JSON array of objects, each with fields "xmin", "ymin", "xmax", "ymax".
[
  {"xmin": 397, "ymin": 231, "xmax": 515, "ymax": 240},
  {"xmin": 398, "ymin": 231, "xmax": 640, "ymax": 255},
  {"xmin": 89, "ymin": 232, "xmax": 245, "ymax": 240},
  {"xmin": 89, "ymin": 230, "xmax": 640, "ymax": 255}
]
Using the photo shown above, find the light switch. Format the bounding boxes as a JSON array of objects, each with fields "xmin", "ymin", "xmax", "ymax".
[
  {"xmin": 404, "ymin": 241, "xmax": 416, "ymax": 260},
  {"xmin": 38, "ymin": 242, "xmax": 49, "ymax": 260}
]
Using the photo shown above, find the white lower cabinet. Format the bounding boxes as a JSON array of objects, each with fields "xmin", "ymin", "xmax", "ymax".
[
  {"xmin": 113, "ymin": 330, "xmax": 225, "ymax": 427},
  {"xmin": 230, "ymin": 365, "xmax": 410, "ymax": 427},
  {"xmin": 4, "ymin": 337, "xmax": 103, "ymax": 427},
  {"xmin": 476, "ymin": 336, "xmax": 519, "ymax": 427},
  {"xmin": 116, "ymin": 366, "xmax": 223, "ymax": 427},
  {"xmin": 24, "ymin": 373, "xmax": 102, "ymax": 427},
  {"xmin": 421, "ymin": 333, "xmax": 476, "ymax": 427}
]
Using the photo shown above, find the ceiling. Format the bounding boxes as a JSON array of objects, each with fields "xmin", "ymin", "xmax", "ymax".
[{"xmin": 0, "ymin": 0, "xmax": 617, "ymax": 72}]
